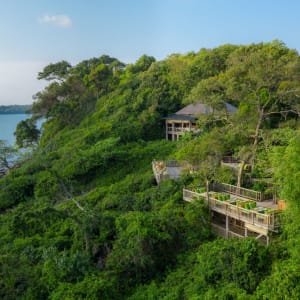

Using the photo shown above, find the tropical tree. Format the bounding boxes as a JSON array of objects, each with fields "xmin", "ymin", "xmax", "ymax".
[
  {"xmin": 226, "ymin": 41, "xmax": 300, "ymax": 146},
  {"xmin": 38, "ymin": 60, "xmax": 72, "ymax": 82},
  {"xmin": 190, "ymin": 41, "xmax": 300, "ymax": 187},
  {"xmin": 0, "ymin": 140, "xmax": 18, "ymax": 171},
  {"xmin": 14, "ymin": 118, "xmax": 40, "ymax": 148}
]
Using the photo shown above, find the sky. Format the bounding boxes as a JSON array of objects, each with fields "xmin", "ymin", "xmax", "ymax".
[{"xmin": 1, "ymin": 0, "xmax": 300, "ymax": 105}]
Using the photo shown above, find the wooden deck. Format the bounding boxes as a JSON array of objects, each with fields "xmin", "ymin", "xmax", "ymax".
[
  {"xmin": 183, "ymin": 183, "xmax": 282, "ymax": 244},
  {"xmin": 210, "ymin": 182, "xmax": 273, "ymax": 201},
  {"xmin": 183, "ymin": 188, "xmax": 279, "ymax": 232}
]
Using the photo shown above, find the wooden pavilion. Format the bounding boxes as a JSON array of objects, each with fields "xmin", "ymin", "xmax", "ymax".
[{"xmin": 164, "ymin": 102, "xmax": 237, "ymax": 141}]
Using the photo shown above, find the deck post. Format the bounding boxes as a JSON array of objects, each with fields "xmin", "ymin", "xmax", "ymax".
[
  {"xmin": 166, "ymin": 120, "xmax": 168, "ymax": 140},
  {"xmin": 172, "ymin": 122, "xmax": 175, "ymax": 141},
  {"xmin": 245, "ymin": 227, "xmax": 248, "ymax": 237},
  {"xmin": 226, "ymin": 215, "xmax": 229, "ymax": 238},
  {"xmin": 266, "ymin": 235, "xmax": 270, "ymax": 246}
]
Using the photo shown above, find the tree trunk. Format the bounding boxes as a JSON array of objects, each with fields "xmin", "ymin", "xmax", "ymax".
[
  {"xmin": 206, "ymin": 178, "xmax": 210, "ymax": 211},
  {"xmin": 84, "ymin": 231, "xmax": 90, "ymax": 252},
  {"xmin": 237, "ymin": 160, "xmax": 246, "ymax": 189},
  {"xmin": 253, "ymin": 109, "xmax": 264, "ymax": 148}
]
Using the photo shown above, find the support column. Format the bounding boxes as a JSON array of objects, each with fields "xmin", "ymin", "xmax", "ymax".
[
  {"xmin": 245, "ymin": 227, "xmax": 248, "ymax": 237},
  {"xmin": 166, "ymin": 121, "xmax": 168, "ymax": 140},
  {"xmin": 172, "ymin": 122, "xmax": 175, "ymax": 141},
  {"xmin": 266, "ymin": 235, "xmax": 270, "ymax": 246},
  {"xmin": 226, "ymin": 215, "xmax": 229, "ymax": 238}
]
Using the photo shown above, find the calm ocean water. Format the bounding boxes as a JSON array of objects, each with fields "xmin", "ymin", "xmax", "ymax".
[{"xmin": 0, "ymin": 114, "xmax": 31, "ymax": 145}]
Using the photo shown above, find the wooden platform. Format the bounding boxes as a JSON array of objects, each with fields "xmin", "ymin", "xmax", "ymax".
[{"xmin": 183, "ymin": 183, "xmax": 281, "ymax": 245}]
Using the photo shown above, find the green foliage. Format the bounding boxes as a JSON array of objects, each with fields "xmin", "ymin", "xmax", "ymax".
[
  {"xmin": 38, "ymin": 60, "xmax": 72, "ymax": 81},
  {"xmin": 0, "ymin": 140, "xmax": 18, "ymax": 170},
  {"xmin": 1, "ymin": 43, "xmax": 300, "ymax": 299},
  {"xmin": 0, "ymin": 174, "xmax": 35, "ymax": 208},
  {"xmin": 49, "ymin": 273, "xmax": 119, "ymax": 300},
  {"xmin": 192, "ymin": 238, "xmax": 270, "ymax": 293},
  {"xmin": 34, "ymin": 170, "xmax": 61, "ymax": 200},
  {"xmin": 41, "ymin": 248, "xmax": 92, "ymax": 290},
  {"xmin": 273, "ymin": 132, "xmax": 300, "ymax": 208},
  {"xmin": 14, "ymin": 118, "xmax": 40, "ymax": 148},
  {"xmin": 129, "ymin": 239, "xmax": 269, "ymax": 299},
  {"xmin": 126, "ymin": 54, "xmax": 156, "ymax": 74},
  {"xmin": 256, "ymin": 259, "xmax": 300, "ymax": 300}
]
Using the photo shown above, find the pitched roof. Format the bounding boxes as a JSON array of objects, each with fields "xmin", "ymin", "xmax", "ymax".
[
  {"xmin": 175, "ymin": 103, "xmax": 212, "ymax": 115},
  {"xmin": 175, "ymin": 102, "xmax": 237, "ymax": 116},
  {"xmin": 224, "ymin": 102, "xmax": 238, "ymax": 113}
]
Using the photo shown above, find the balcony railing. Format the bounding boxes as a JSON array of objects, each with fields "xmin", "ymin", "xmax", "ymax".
[
  {"xmin": 167, "ymin": 127, "xmax": 193, "ymax": 133},
  {"xmin": 222, "ymin": 156, "xmax": 240, "ymax": 164},
  {"xmin": 210, "ymin": 182, "xmax": 273, "ymax": 201}
]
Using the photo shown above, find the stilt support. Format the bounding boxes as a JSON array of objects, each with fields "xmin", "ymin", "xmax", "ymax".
[{"xmin": 225, "ymin": 215, "xmax": 229, "ymax": 238}]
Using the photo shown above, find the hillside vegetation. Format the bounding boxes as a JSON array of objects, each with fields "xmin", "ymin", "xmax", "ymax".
[{"xmin": 1, "ymin": 41, "xmax": 300, "ymax": 299}]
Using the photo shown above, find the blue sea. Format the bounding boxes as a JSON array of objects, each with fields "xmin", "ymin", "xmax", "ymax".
[{"xmin": 0, "ymin": 114, "xmax": 31, "ymax": 145}]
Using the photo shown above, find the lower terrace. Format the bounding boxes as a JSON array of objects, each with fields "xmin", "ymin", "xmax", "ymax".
[{"xmin": 183, "ymin": 182, "xmax": 283, "ymax": 244}]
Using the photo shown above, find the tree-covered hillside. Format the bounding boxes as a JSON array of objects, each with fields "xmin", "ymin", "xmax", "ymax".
[
  {"xmin": 1, "ymin": 41, "xmax": 300, "ymax": 299},
  {"xmin": 0, "ymin": 105, "xmax": 31, "ymax": 114}
]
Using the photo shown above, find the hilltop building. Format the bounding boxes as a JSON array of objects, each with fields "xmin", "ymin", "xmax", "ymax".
[{"xmin": 164, "ymin": 102, "xmax": 237, "ymax": 141}]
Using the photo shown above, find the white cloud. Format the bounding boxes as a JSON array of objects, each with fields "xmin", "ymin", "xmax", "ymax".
[{"xmin": 38, "ymin": 14, "xmax": 72, "ymax": 28}]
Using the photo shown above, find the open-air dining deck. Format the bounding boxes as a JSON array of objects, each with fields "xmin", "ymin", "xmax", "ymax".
[{"xmin": 183, "ymin": 182, "xmax": 282, "ymax": 244}]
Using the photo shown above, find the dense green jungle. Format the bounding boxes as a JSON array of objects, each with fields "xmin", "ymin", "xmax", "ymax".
[{"xmin": 1, "ymin": 40, "xmax": 300, "ymax": 299}]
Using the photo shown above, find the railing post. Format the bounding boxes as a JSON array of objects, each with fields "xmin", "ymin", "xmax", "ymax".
[{"xmin": 226, "ymin": 215, "xmax": 229, "ymax": 238}]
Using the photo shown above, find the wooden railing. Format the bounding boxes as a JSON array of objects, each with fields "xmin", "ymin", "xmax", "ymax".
[
  {"xmin": 165, "ymin": 160, "xmax": 182, "ymax": 167},
  {"xmin": 210, "ymin": 182, "xmax": 273, "ymax": 201},
  {"xmin": 222, "ymin": 156, "xmax": 240, "ymax": 163},
  {"xmin": 183, "ymin": 188, "xmax": 208, "ymax": 203},
  {"xmin": 183, "ymin": 187, "xmax": 279, "ymax": 231},
  {"xmin": 167, "ymin": 127, "xmax": 193, "ymax": 133},
  {"xmin": 153, "ymin": 160, "xmax": 190, "ymax": 168}
]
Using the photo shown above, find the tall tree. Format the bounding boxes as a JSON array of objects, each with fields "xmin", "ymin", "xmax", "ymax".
[
  {"xmin": 87, "ymin": 63, "xmax": 112, "ymax": 98},
  {"xmin": 14, "ymin": 118, "xmax": 40, "ymax": 148},
  {"xmin": 38, "ymin": 60, "xmax": 72, "ymax": 82},
  {"xmin": 190, "ymin": 41, "xmax": 300, "ymax": 187},
  {"xmin": 226, "ymin": 41, "xmax": 300, "ymax": 146},
  {"xmin": 0, "ymin": 140, "xmax": 17, "ymax": 171}
]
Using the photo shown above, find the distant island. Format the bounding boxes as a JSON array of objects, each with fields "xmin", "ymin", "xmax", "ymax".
[{"xmin": 0, "ymin": 105, "xmax": 31, "ymax": 114}]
